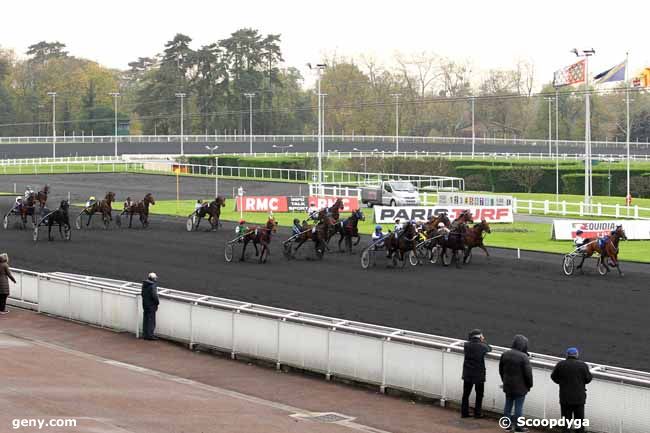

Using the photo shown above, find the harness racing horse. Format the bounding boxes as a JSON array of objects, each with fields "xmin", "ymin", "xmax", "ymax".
[
  {"xmin": 385, "ymin": 221, "xmax": 417, "ymax": 266},
  {"xmin": 19, "ymin": 193, "xmax": 37, "ymax": 228},
  {"xmin": 335, "ymin": 209, "xmax": 365, "ymax": 254},
  {"xmin": 47, "ymin": 200, "xmax": 71, "ymax": 241},
  {"xmin": 196, "ymin": 196, "xmax": 226, "ymax": 231},
  {"xmin": 292, "ymin": 221, "xmax": 328, "ymax": 259},
  {"xmin": 440, "ymin": 211, "xmax": 474, "ymax": 268},
  {"xmin": 577, "ymin": 226, "xmax": 627, "ymax": 276},
  {"xmin": 36, "ymin": 185, "xmax": 50, "ymax": 210},
  {"xmin": 322, "ymin": 198, "xmax": 345, "ymax": 243},
  {"xmin": 462, "ymin": 219, "xmax": 491, "ymax": 264},
  {"xmin": 84, "ymin": 192, "xmax": 116, "ymax": 228},
  {"xmin": 240, "ymin": 217, "xmax": 278, "ymax": 263},
  {"xmin": 124, "ymin": 193, "xmax": 155, "ymax": 228}
]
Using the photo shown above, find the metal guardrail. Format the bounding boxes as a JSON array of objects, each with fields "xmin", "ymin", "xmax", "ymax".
[
  {"xmin": 1, "ymin": 134, "xmax": 650, "ymax": 150},
  {"xmin": 6, "ymin": 268, "xmax": 650, "ymax": 433}
]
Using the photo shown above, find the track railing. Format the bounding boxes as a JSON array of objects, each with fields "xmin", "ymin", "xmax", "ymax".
[
  {"xmin": 6, "ymin": 268, "xmax": 650, "ymax": 433},
  {"xmin": 1, "ymin": 134, "xmax": 650, "ymax": 150}
]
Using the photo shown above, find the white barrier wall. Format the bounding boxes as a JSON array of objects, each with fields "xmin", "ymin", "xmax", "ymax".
[{"xmin": 7, "ymin": 269, "xmax": 650, "ymax": 433}]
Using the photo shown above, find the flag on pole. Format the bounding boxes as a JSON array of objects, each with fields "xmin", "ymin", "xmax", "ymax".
[
  {"xmin": 553, "ymin": 60, "xmax": 586, "ymax": 87},
  {"xmin": 594, "ymin": 61, "xmax": 626, "ymax": 84}
]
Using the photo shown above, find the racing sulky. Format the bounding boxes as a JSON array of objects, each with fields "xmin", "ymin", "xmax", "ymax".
[{"xmin": 240, "ymin": 216, "xmax": 279, "ymax": 263}]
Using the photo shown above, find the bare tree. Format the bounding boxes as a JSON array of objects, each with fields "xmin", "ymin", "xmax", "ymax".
[
  {"xmin": 395, "ymin": 51, "xmax": 441, "ymax": 98},
  {"xmin": 508, "ymin": 166, "xmax": 544, "ymax": 193}
]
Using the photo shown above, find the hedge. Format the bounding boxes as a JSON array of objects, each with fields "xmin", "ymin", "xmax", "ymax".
[{"xmin": 561, "ymin": 173, "xmax": 609, "ymax": 195}]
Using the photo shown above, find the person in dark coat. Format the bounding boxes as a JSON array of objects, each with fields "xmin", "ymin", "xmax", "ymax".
[
  {"xmin": 141, "ymin": 272, "xmax": 159, "ymax": 340},
  {"xmin": 461, "ymin": 328, "xmax": 491, "ymax": 418},
  {"xmin": 0, "ymin": 253, "xmax": 17, "ymax": 314},
  {"xmin": 551, "ymin": 347, "xmax": 592, "ymax": 433},
  {"xmin": 499, "ymin": 334, "xmax": 533, "ymax": 432}
]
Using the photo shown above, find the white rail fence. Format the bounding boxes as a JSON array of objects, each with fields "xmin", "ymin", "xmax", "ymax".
[
  {"xmin": 6, "ymin": 268, "xmax": 650, "ymax": 433},
  {"xmin": 1, "ymin": 134, "xmax": 650, "ymax": 150}
]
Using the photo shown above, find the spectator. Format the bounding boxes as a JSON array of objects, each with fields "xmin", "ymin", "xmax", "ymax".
[
  {"xmin": 499, "ymin": 334, "xmax": 533, "ymax": 432},
  {"xmin": 141, "ymin": 272, "xmax": 159, "ymax": 340},
  {"xmin": 551, "ymin": 347, "xmax": 592, "ymax": 433},
  {"xmin": 0, "ymin": 253, "xmax": 16, "ymax": 315},
  {"xmin": 461, "ymin": 329, "xmax": 491, "ymax": 418}
]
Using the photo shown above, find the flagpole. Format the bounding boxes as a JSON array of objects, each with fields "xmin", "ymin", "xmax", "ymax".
[{"xmin": 625, "ymin": 52, "xmax": 631, "ymax": 208}]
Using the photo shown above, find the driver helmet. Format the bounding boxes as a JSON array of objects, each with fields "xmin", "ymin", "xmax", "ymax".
[
  {"xmin": 438, "ymin": 222, "xmax": 445, "ymax": 228},
  {"xmin": 26, "ymin": 185, "xmax": 33, "ymax": 191},
  {"xmin": 394, "ymin": 218, "xmax": 400, "ymax": 223},
  {"xmin": 89, "ymin": 196, "xmax": 96, "ymax": 201},
  {"xmin": 576, "ymin": 229, "xmax": 583, "ymax": 235},
  {"xmin": 197, "ymin": 199, "xmax": 203, "ymax": 203},
  {"xmin": 293, "ymin": 218, "xmax": 300, "ymax": 225},
  {"xmin": 375, "ymin": 224, "xmax": 382, "ymax": 231},
  {"xmin": 410, "ymin": 219, "xmax": 416, "ymax": 224},
  {"xmin": 126, "ymin": 196, "xmax": 131, "ymax": 201},
  {"xmin": 239, "ymin": 219, "xmax": 245, "ymax": 225}
]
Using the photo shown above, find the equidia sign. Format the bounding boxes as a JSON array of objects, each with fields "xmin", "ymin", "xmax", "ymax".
[
  {"xmin": 552, "ymin": 219, "xmax": 650, "ymax": 240},
  {"xmin": 374, "ymin": 206, "xmax": 514, "ymax": 223}
]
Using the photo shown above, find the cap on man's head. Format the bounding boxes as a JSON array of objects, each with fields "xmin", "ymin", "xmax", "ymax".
[
  {"xmin": 567, "ymin": 347, "xmax": 579, "ymax": 357},
  {"xmin": 469, "ymin": 328, "xmax": 483, "ymax": 339},
  {"xmin": 148, "ymin": 272, "xmax": 158, "ymax": 281}
]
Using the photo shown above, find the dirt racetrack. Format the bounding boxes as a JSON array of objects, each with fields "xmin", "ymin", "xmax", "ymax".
[{"xmin": 1, "ymin": 174, "xmax": 649, "ymax": 372}]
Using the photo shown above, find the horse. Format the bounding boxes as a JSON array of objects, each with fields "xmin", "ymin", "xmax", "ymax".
[
  {"xmin": 423, "ymin": 212, "xmax": 451, "ymax": 237},
  {"xmin": 450, "ymin": 209, "xmax": 474, "ymax": 233},
  {"xmin": 320, "ymin": 198, "xmax": 345, "ymax": 243},
  {"xmin": 19, "ymin": 193, "xmax": 37, "ymax": 228},
  {"xmin": 334, "ymin": 209, "xmax": 365, "ymax": 254},
  {"xmin": 47, "ymin": 200, "xmax": 71, "ymax": 241},
  {"xmin": 462, "ymin": 219, "xmax": 491, "ymax": 263},
  {"xmin": 240, "ymin": 217, "xmax": 278, "ymax": 263},
  {"xmin": 578, "ymin": 226, "xmax": 627, "ymax": 276},
  {"xmin": 36, "ymin": 185, "xmax": 50, "ymax": 210},
  {"xmin": 85, "ymin": 192, "xmax": 116, "ymax": 228},
  {"xmin": 194, "ymin": 196, "xmax": 226, "ymax": 231},
  {"xmin": 292, "ymin": 220, "xmax": 328, "ymax": 259},
  {"xmin": 124, "ymin": 193, "xmax": 155, "ymax": 228},
  {"xmin": 385, "ymin": 221, "xmax": 417, "ymax": 265}
]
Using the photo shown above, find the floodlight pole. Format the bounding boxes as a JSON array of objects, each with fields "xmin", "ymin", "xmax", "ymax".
[
  {"xmin": 391, "ymin": 94, "xmax": 401, "ymax": 153},
  {"xmin": 47, "ymin": 92, "xmax": 57, "ymax": 158},
  {"xmin": 244, "ymin": 93, "xmax": 255, "ymax": 154},
  {"xmin": 175, "ymin": 93, "xmax": 186, "ymax": 155},
  {"xmin": 109, "ymin": 92, "xmax": 120, "ymax": 157}
]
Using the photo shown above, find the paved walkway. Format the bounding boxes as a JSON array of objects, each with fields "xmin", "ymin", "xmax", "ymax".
[{"xmin": 0, "ymin": 307, "xmax": 524, "ymax": 433}]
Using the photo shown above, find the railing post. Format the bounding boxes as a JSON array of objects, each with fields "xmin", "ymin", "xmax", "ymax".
[
  {"xmin": 615, "ymin": 204, "xmax": 620, "ymax": 218},
  {"xmin": 579, "ymin": 202, "xmax": 584, "ymax": 216},
  {"xmin": 543, "ymin": 200, "xmax": 549, "ymax": 215},
  {"xmin": 562, "ymin": 201, "xmax": 567, "ymax": 216},
  {"xmin": 634, "ymin": 205, "xmax": 639, "ymax": 219}
]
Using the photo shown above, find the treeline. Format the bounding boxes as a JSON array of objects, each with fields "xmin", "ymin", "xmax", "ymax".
[{"xmin": 1, "ymin": 32, "xmax": 650, "ymax": 142}]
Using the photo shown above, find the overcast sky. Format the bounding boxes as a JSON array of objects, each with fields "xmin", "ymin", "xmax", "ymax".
[{"xmin": 2, "ymin": 0, "xmax": 648, "ymax": 89}]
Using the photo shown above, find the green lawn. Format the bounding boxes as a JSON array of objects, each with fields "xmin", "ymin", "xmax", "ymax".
[{"xmin": 151, "ymin": 199, "xmax": 650, "ymax": 263}]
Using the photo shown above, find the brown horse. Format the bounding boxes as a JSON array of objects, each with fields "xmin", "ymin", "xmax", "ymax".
[
  {"xmin": 19, "ymin": 193, "xmax": 37, "ymax": 228},
  {"xmin": 292, "ymin": 221, "xmax": 328, "ymax": 259},
  {"xmin": 578, "ymin": 225, "xmax": 627, "ymax": 276},
  {"xmin": 462, "ymin": 219, "xmax": 491, "ymax": 263},
  {"xmin": 195, "ymin": 196, "xmax": 226, "ymax": 231},
  {"xmin": 84, "ymin": 192, "xmax": 116, "ymax": 228},
  {"xmin": 423, "ymin": 213, "xmax": 451, "ymax": 237},
  {"xmin": 124, "ymin": 193, "xmax": 155, "ymax": 228},
  {"xmin": 385, "ymin": 221, "xmax": 417, "ymax": 265},
  {"xmin": 240, "ymin": 217, "xmax": 278, "ymax": 263},
  {"xmin": 321, "ymin": 198, "xmax": 344, "ymax": 243},
  {"xmin": 36, "ymin": 185, "xmax": 50, "ymax": 210}
]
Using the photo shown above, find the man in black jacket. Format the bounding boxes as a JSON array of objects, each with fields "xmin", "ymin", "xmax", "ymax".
[
  {"xmin": 499, "ymin": 334, "xmax": 533, "ymax": 432},
  {"xmin": 461, "ymin": 329, "xmax": 491, "ymax": 418},
  {"xmin": 141, "ymin": 272, "xmax": 159, "ymax": 340},
  {"xmin": 551, "ymin": 347, "xmax": 592, "ymax": 433}
]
